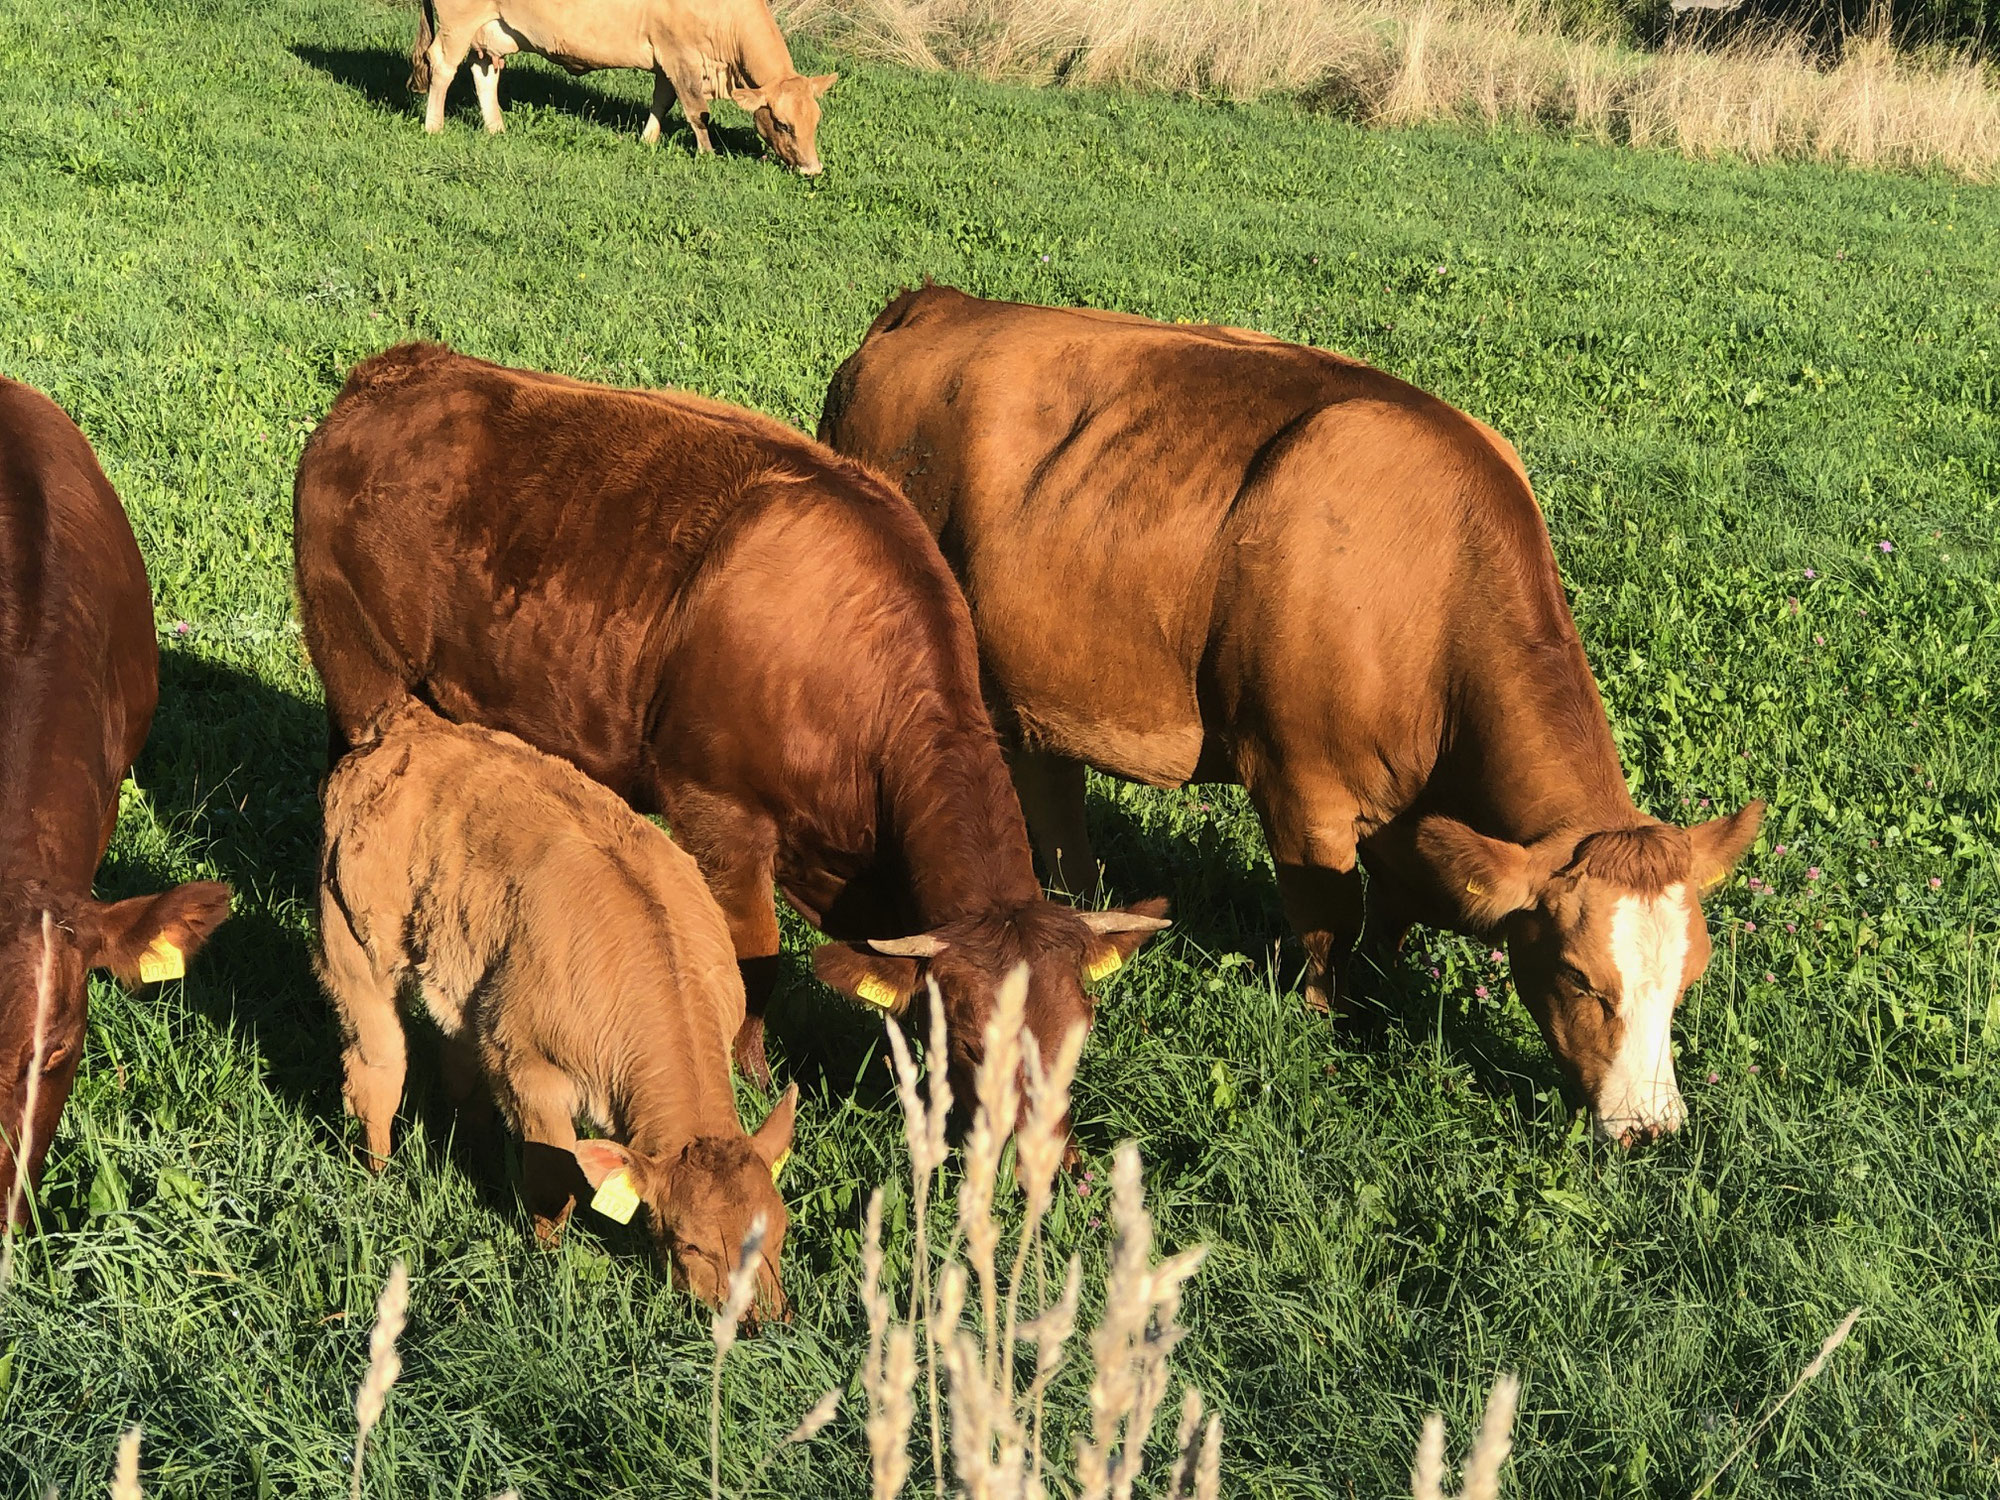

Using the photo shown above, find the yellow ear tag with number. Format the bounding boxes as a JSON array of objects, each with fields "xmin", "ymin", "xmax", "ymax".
[
  {"xmin": 1084, "ymin": 947, "xmax": 1123, "ymax": 983},
  {"xmin": 770, "ymin": 1148, "xmax": 792, "ymax": 1185},
  {"xmin": 855, "ymin": 975, "xmax": 900, "ymax": 1011},
  {"xmin": 1464, "ymin": 880, "xmax": 1487, "ymax": 897},
  {"xmin": 138, "ymin": 937, "xmax": 185, "ymax": 984},
  {"xmin": 591, "ymin": 1167, "xmax": 641, "ymax": 1225}
]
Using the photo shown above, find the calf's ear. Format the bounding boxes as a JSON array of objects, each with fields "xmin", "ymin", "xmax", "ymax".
[
  {"xmin": 813, "ymin": 942, "xmax": 922, "ymax": 1014},
  {"xmin": 807, "ymin": 72, "xmax": 838, "ymax": 97},
  {"xmin": 1413, "ymin": 818, "xmax": 1547, "ymax": 932},
  {"xmin": 1689, "ymin": 800, "xmax": 1764, "ymax": 894},
  {"xmin": 750, "ymin": 1083, "xmax": 798, "ymax": 1173},
  {"xmin": 573, "ymin": 1138, "xmax": 635, "ymax": 1191},
  {"xmin": 731, "ymin": 84, "xmax": 771, "ymax": 112},
  {"xmin": 1076, "ymin": 897, "xmax": 1171, "ymax": 981},
  {"xmin": 75, "ymin": 881, "xmax": 232, "ymax": 986}
]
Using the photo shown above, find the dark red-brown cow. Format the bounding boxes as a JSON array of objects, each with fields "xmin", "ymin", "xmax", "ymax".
[
  {"xmin": 1, "ymin": 378, "xmax": 231, "ymax": 1223},
  {"xmin": 292, "ymin": 344, "xmax": 1166, "ymax": 1110},
  {"xmin": 819, "ymin": 286, "xmax": 1762, "ymax": 1144}
]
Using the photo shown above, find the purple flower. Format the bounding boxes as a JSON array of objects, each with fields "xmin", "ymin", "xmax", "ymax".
[
  {"xmin": 1474, "ymin": 985, "xmax": 1490, "ymax": 1000},
  {"xmin": 1878, "ymin": 540, "xmax": 1894, "ymax": 553},
  {"xmin": 1429, "ymin": 966, "xmax": 1441, "ymax": 978},
  {"xmin": 1804, "ymin": 568, "xmax": 1817, "ymax": 579}
]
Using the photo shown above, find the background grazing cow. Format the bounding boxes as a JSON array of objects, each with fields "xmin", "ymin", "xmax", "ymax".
[
  {"xmin": 292, "ymin": 343, "xmax": 1167, "ymax": 1118},
  {"xmin": 0, "ymin": 378, "xmax": 231, "ymax": 1224},
  {"xmin": 409, "ymin": 0, "xmax": 836, "ymax": 172},
  {"xmin": 818, "ymin": 285, "xmax": 1763, "ymax": 1145},
  {"xmin": 318, "ymin": 701, "xmax": 794, "ymax": 1313}
]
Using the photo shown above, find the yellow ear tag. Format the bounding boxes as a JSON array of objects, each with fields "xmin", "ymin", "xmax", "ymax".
[
  {"xmin": 138, "ymin": 937, "xmax": 185, "ymax": 984},
  {"xmin": 770, "ymin": 1147, "xmax": 792, "ymax": 1185},
  {"xmin": 1464, "ymin": 880, "xmax": 1487, "ymax": 897},
  {"xmin": 855, "ymin": 975, "xmax": 900, "ymax": 1011},
  {"xmin": 590, "ymin": 1167, "xmax": 641, "ymax": 1225},
  {"xmin": 1084, "ymin": 948, "xmax": 1123, "ymax": 983}
]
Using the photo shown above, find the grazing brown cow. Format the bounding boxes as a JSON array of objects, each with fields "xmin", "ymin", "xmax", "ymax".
[
  {"xmin": 318, "ymin": 700, "xmax": 793, "ymax": 1311},
  {"xmin": 0, "ymin": 378, "xmax": 231, "ymax": 1223},
  {"xmin": 409, "ymin": 0, "xmax": 836, "ymax": 172},
  {"xmin": 819, "ymin": 286, "xmax": 1763, "ymax": 1144},
  {"xmin": 293, "ymin": 343, "xmax": 1167, "ymax": 1118}
]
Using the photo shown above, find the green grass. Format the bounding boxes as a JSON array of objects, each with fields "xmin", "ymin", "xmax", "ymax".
[{"xmin": 4, "ymin": 0, "xmax": 2000, "ymax": 1494}]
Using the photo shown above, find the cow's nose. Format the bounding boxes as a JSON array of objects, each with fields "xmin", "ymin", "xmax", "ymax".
[{"xmin": 799, "ymin": 160, "xmax": 824, "ymax": 177}]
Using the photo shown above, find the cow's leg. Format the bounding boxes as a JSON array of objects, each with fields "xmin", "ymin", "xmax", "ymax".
[
  {"xmin": 1248, "ymin": 776, "xmax": 1366, "ymax": 1020},
  {"xmin": 671, "ymin": 71, "xmax": 715, "ymax": 154},
  {"xmin": 642, "ymin": 68, "xmax": 676, "ymax": 146},
  {"xmin": 508, "ymin": 1063, "xmax": 583, "ymax": 1243},
  {"xmin": 321, "ymin": 912, "xmax": 407, "ymax": 1168},
  {"xmin": 664, "ymin": 791, "xmax": 782, "ymax": 1085},
  {"xmin": 424, "ymin": 29, "xmax": 475, "ymax": 133},
  {"xmin": 470, "ymin": 53, "xmax": 505, "ymax": 133},
  {"xmin": 1009, "ymin": 747, "xmax": 1099, "ymax": 901},
  {"xmin": 440, "ymin": 1030, "xmax": 500, "ymax": 1168}
]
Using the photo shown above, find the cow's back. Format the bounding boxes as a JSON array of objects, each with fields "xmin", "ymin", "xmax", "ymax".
[
  {"xmin": 0, "ymin": 379, "xmax": 157, "ymax": 883},
  {"xmin": 820, "ymin": 288, "xmax": 1541, "ymax": 788}
]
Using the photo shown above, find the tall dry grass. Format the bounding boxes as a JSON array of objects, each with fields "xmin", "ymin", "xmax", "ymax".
[{"xmin": 775, "ymin": 0, "xmax": 2000, "ymax": 178}]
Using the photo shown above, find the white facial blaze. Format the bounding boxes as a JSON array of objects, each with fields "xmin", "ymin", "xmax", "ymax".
[{"xmin": 1598, "ymin": 882, "xmax": 1692, "ymax": 1142}]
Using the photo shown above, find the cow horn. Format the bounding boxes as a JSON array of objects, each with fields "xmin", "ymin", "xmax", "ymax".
[
  {"xmin": 1078, "ymin": 910, "xmax": 1172, "ymax": 935},
  {"xmin": 867, "ymin": 934, "xmax": 949, "ymax": 958}
]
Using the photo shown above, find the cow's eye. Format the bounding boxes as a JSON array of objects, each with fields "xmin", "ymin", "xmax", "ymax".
[
  {"xmin": 778, "ymin": 121, "xmax": 795, "ymax": 135},
  {"xmin": 1559, "ymin": 962, "xmax": 1598, "ymax": 997}
]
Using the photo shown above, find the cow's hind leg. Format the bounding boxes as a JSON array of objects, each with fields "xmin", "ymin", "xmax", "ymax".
[
  {"xmin": 470, "ymin": 53, "xmax": 505, "ymax": 133},
  {"xmin": 1009, "ymin": 747, "xmax": 1099, "ymax": 901},
  {"xmin": 642, "ymin": 68, "xmax": 676, "ymax": 145},
  {"xmin": 423, "ymin": 28, "xmax": 476, "ymax": 133},
  {"xmin": 320, "ymin": 906, "xmax": 407, "ymax": 1167}
]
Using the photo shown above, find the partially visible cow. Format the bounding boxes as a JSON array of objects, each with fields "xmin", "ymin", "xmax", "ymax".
[
  {"xmin": 1, "ymin": 378, "xmax": 231, "ymax": 1224},
  {"xmin": 318, "ymin": 700, "xmax": 794, "ymax": 1313},
  {"xmin": 819, "ymin": 286, "xmax": 1762, "ymax": 1145},
  {"xmin": 292, "ymin": 343, "xmax": 1167, "ymax": 1121},
  {"xmin": 409, "ymin": 0, "xmax": 836, "ymax": 172}
]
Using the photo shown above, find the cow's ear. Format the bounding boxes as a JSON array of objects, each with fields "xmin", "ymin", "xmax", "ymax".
[
  {"xmin": 807, "ymin": 72, "xmax": 838, "ymax": 98},
  {"xmin": 1689, "ymin": 800, "xmax": 1764, "ymax": 895},
  {"xmin": 750, "ymin": 1084, "xmax": 798, "ymax": 1176},
  {"xmin": 1413, "ymin": 818, "xmax": 1548, "ymax": 932},
  {"xmin": 731, "ymin": 84, "xmax": 771, "ymax": 113},
  {"xmin": 74, "ymin": 881, "xmax": 232, "ymax": 986},
  {"xmin": 812, "ymin": 943, "xmax": 921, "ymax": 1015},
  {"xmin": 1076, "ymin": 897, "xmax": 1170, "ymax": 982}
]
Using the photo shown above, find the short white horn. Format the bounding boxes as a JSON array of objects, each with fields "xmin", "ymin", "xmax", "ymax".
[
  {"xmin": 866, "ymin": 934, "xmax": 949, "ymax": 958},
  {"xmin": 1078, "ymin": 911, "xmax": 1172, "ymax": 935}
]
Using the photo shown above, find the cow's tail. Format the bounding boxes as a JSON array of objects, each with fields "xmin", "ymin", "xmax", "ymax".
[{"xmin": 408, "ymin": 0, "xmax": 436, "ymax": 94}]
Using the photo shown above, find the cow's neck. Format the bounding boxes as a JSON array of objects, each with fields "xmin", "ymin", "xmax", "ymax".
[
  {"xmin": 731, "ymin": 4, "xmax": 798, "ymax": 88},
  {"xmin": 1439, "ymin": 600, "xmax": 1639, "ymax": 847},
  {"xmin": 883, "ymin": 720, "xmax": 1044, "ymax": 927},
  {"xmin": 615, "ymin": 1007, "xmax": 742, "ymax": 1158}
]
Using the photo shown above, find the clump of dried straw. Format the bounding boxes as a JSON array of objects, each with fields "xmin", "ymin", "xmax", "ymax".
[
  {"xmin": 351, "ymin": 1257, "xmax": 410, "ymax": 1500},
  {"xmin": 776, "ymin": 0, "xmax": 2000, "ymax": 179}
]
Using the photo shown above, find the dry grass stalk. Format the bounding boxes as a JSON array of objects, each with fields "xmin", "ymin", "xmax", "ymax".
[
  {"xmin": 710, "ymin": 1213, "xmax": 770, "ymax": 1500},
  {"xmin": 0, "ymin": 910, "xmax": 58, "ymax": 1289},
  {"xmin": 1691, "ymin": 1306, "xmax": 1863, "ymax": 1500},
  {"xmin": 109, "ymin": 1425, "xmax": 143, "ymax": 1500},
  {"xmin": 351, "ymin": 1258, "xmax": 410, "ymax": 1500},
  {"xmin": 862, "ymin": 1187, "xmax": 921, "ymax": 1499},
  {"xmin": 776, "ymin": 0, "xmax": 2000, "ymax": 180},
  {"xmin": 883, "ymin": 982, "xmax": 953, "ymax": 1494},
  {"xmin": 1412, "ymin": 1372, "xmax": 1520, "ymax": 1500}
]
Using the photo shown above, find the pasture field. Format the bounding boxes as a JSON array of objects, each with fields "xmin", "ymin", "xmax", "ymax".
[{"xmin": 3, "ymin": 0, "xmax": 2000, "ymax": 1494}]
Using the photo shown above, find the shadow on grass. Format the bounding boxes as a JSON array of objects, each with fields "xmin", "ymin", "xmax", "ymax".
[{"xmin": 289, "ymin": 43, "xmax": 765, "ymax": 157}]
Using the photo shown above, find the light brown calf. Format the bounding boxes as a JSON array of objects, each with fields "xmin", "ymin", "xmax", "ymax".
[
  {"xmin": 409, "ymin": 0, "xmax": 836, "ymax": 171},
  {"xmin": 317, "ymin": 700, "xmax": 793, "ymax": 1312}
]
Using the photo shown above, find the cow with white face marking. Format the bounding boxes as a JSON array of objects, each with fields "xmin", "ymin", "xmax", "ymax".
[{"xmin": 820, "ymin": 286, "xmax": 1764, "ymax": 1144}]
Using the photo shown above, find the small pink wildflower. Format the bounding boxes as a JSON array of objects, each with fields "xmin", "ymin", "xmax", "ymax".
[
  {"xmin": 1788, "ymin": 597, "xmax": 1801, "ymax": 614},
  {"xmin": 1707, "ymin": 1071, "xmax": 1721, "ymax": 1085},
  {"xmin": 1785, "ymin": 922, "xmax": 1797, "ymax": 933},
  {"xmin": 1077, "ymin": 1181, "xmax": 1092, "ymax": 1198},
  {"xmin": 1763, "ymin": 972, "xmax": 1776, "ymax": 983},
  {"xmin": 1087, "ymin": 1215, "xmax": 1102, "ymax": 1230},
  {"xmin": 1489, "ymin": 949, "xmax": 1504, "ymax": 963},
  {"xmin": 1429, "ymin": 966, "xmax": 1440, "ymax": 978},
  {"xmin": 1774, "ymin": 844, "xmax": 1787, "ymax": 856},
  {"xmin": 1814, "ymin": 634, "xmax": 1826, "ymax": 645},
  {"xmin": 1744, "ymin": 920, "xmax": 1757, "ymax": 933},
  {"xmin": 1878, "ymin": 540, "xmax": 1894, "ymax": 553},
  {"xmin": 1807, "ymin": 867, "xmax": 1821, "ymax": 880},
  {"xmin": 1748, "ymin": 1063, "xmax": 1761, "ymax": 1074},
  {"xmin": 172, "ymin": 621, "xmax": 191, "ymax": 636},
  {"xmin": 1929, "ymin": 876, "xmax": 1943, "ymax": 889},
  {"xmin": 1474, "ymin": 985, "xmax": 1490, "ymax": 1000}
]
